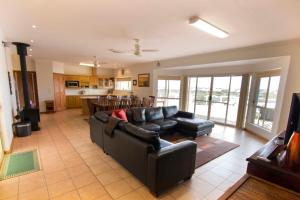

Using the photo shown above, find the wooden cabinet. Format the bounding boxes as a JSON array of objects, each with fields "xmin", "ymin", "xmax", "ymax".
[
  {"xmin": 53, "ymin": 73, "xmax": 65, "ymax": 111},
  {"xmin": 98, "ymin": 77, "xmax": 114, "ymax": 88},
  {"xmin": 89, "ymin": 76, "xmax": 98, "ymax": 87},
  {"xmin": 66, "ymin": 96, "xmax": 82, "ymax": 108}
]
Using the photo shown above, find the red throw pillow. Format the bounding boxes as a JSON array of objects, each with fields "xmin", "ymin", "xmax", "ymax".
[
  {"xmin": 111, "ymin": 111, "xmax": 118, "ymax": 118},
  {"xmin": 111, "ymin": 109, "xmax": 128, "ymax": 121}
]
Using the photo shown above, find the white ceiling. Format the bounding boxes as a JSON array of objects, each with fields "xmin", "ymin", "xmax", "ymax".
[{"xmin": 1, "ymin": 0, "xmax": 300, "ymax": 67}]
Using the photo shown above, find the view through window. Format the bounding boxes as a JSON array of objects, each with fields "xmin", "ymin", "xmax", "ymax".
[
  {"xmin": 115, "ymin": 78, "xmax": 132, "ymax": 91},
  {"xmin": 187, "ymin": 76, "xmax": 242, "ymax": 125},
  {"xmin": 156, "ymin": 79, "xmax": 181, "ymax": 108},
  {"xmin": 251, "ymin": 75, "xmax": 280, "ymax": 131}
]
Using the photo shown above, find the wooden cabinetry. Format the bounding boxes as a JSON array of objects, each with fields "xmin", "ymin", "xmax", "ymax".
[
  {"xmin": 53, "ymin": 73, "xmax": 65, "ymax": 111},
  {"xmin": 66, "ymin": 96, "xmax": 82, "ymax": 108}
]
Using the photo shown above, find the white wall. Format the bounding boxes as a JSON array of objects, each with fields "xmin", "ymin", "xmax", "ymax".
[
  {"xmin": 52, "ymin": 61, "xmax": 64, "ymax": 74},
  {"xmin": 64, "ymin": 63, "xmax": 91, "ymax": 75},
  {"xmin": 0, "ymin": 30, "xmax": 15, "ymax": 152},
  {"xmin": 35, "ymin": 59, "xmax": 55, "ymax": 112}
]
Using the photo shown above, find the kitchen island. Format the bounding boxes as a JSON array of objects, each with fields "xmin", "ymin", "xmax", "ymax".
[{"xmin": 80, "ymin": 96, "xmax": 99, "ymax": 115}]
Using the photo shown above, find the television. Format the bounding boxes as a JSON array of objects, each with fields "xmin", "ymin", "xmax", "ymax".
[{"xmin": 285, "ymin": 93, "xmax": 300, "ymax": 144}]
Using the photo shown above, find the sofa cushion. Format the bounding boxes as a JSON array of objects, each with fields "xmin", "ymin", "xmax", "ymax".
[
  {"xmin": 159, "ymin": 139, "xmax": 173, "ymax": 149},
  {"xmin": 163, "ymin": 106, "xmax": 178, "ymax": 119},
  {"xmin": 94, "ymin": 112, "xmax": 109, "ymax": 123},
  {"xmin": 124, "ymin": 123, "xmax": 160, "ymax": 150},
  {"xmin": 173, "ymin": 117, "xmax": 214, "ymax": 131},
  {"xmin": 133, "ymin": 122, "xmax": 160, "ymax": 132},
  {"xmin": 131, "ymin": 107, "xmax": 146, "ymax": 122},
  {"xmin": 112, "ymin": 109, "xmax": 128, "ymax": 121},
  {"xmin": 145, "ymin": 107, "xmax": 164, "ymax": 121},
  {"xmin": 152, "ymin": 119, "xmax": 177, "ymax": 130}
]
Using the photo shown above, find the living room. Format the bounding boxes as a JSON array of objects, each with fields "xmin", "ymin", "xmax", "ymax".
[{"xmin": 1, "ymin": 1, "xmax": 300, "ymax": 200}]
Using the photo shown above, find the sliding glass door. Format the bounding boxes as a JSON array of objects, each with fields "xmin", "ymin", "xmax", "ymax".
[
  {"xmin": 156, "ymin": 78, "xmax": 181, "ymax": 108},
  {"xmin": 250, "ymin": 75, "xmax": 280, "ymax": 131},
  {"xmin": 188, "ymin": 77, "xmax": 212, "ymax": 119},
  {"xmin": 187, "ymin": 75, "xmax": 242, "ymax": 126}
]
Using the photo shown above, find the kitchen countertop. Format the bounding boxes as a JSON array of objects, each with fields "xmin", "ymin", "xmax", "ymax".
[{"xmin": 80, "ymin": 96, "xmax": 100, "ymax": 99}]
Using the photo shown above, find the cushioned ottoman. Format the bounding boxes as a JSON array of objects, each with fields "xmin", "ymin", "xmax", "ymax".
[{"xmin": 173, "ymin": 117, "xmax": 215, "ymax": 138}]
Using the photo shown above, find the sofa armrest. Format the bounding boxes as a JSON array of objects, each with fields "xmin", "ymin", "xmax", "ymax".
[
  {"xmin": 147, "ymin": 141, "xmax": 197, "ymax": 196},
  {"xmin": 176, "ymin": 111, "xmax": 195, "ymax": 119}
]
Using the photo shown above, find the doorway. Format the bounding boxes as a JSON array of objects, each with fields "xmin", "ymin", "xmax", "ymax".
[
  {"xmin": 248, "ymin": 72, "xmax": 281, "ymax": 132},
  {"xmin": 187, "ymin": 75, "xmax": 243, "ymax": 126}
]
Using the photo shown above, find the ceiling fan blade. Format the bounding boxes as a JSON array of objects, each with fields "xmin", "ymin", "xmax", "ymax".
[{"xmin": 141, "ymin": 49, "xmax": 159, "ymax": 52}]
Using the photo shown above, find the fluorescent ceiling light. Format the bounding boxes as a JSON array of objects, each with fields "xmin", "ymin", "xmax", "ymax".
[
  {"xmin": 189, "ymin": 16, "xmax": 229, "ymax": 38},
  {"xmin": 79, "ymin": 62, "xmax": 94, "ymax": 67}
]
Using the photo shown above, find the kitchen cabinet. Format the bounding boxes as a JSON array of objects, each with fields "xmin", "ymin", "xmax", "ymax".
[
  {"xmin": 98, "ymin": 77, "xmax": 114, "ymax": 88},
  {"xmin": 66, "ymin": 96, "xmax": 82, "ymax": 108},
  {"xmin": 89, "ymin": 76, "xmax": 98, "ymax": 87}
]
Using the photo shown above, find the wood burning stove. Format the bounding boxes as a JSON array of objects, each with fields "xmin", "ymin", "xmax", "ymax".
[{"xmin": 13, "ymin": 42, "xmax": 40, "ymax": 131}]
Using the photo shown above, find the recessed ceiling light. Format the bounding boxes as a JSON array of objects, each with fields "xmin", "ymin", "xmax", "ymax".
[
  {"xmin": 189, "ymin": 16, "xmax": 229, "ymax": 38},
  {"xmin": 32, "ymin": 25, "xmax": 37, "ymax": 29},
  {"xmin": 29, "ymin": 54, "xmax": 32, "ymax": 57},
  {"xmin": 79, "ymin": 62, "xmax": 94, "ymax": 67},
  {"xmin": 30, "ymin": 39, "xmax": 34, "ymax": 43},
  {"xmin": 29, "ymin": 48, "xmax": 33, "ymax": 51}
]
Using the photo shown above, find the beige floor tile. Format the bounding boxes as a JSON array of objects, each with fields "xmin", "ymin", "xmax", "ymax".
[
  {"xmin": 0, "ymin": 196, "xmax": 18, "ymax": 200},
  {"xmin": 84, "ymin": 155, "xmax": 105, "ymax": 166},
  {"xmin": 89, "ymin": 163, "xmax": 112, "ymax": 175},
  {"xmin": 63, "ymin": 157, "xmax": 85, "ymax": 168},
  {"xmin": 47, "ymin": 179, "xmax": 75, "ymax": 198},
  {"xmin": 19, "ymin": 176, "xmax": 46, "ymax": 194},
  {"xmin": 67, "ymin": 164, "xmax": 90, "ymax": 177},
  {"xmin": 71, "ymin": 171, "xmax": 98, "ymax": 188},
  {"xmin": 45, "ymin": 169, "xmax": 70, "ymax": 185},
  {"xmin": 78, "ymin": 182, "xmax": 107, "ymax": 200},
  {"xmin": 115, "ymin": 168, "xmax": 131, "ymax": 178},
  {"xmin": 204, "ymin": 188, "xmax": 224, "ymax": 200},
  {"xmin": 0, "ymin": 181, "xmax": 19, "ymax": 199},
  {"xmin": 124, "ymin": 176, "xmax": 143, "ymax": 190},
  {"xmin": 96, "ymin": 170, "xmax": 122, "ymax": 185},
  {"xmin": 94, "ymin": 194, "xmax": 113, "ymax": 200},
  {"xmin": 18, "ymin": 187, "xmax": 49, "ymax": 200},
  {"xmin": 197, "ymin": 171, "xmax": 225, "ymax": 187},
  {"xmin": 50, "ymin": 190, "xmax": 81, "ymax": 200},
  {"xmin": 117, "ymin": 191, "xmax": 144, "ymax": 200},
  {"xmin": 217, "ymin": 179, "xmax": 235, "ymax": 192},
  {"xmin": 105, "ymin": 180, "xmax": 133, "ymax": 199}
]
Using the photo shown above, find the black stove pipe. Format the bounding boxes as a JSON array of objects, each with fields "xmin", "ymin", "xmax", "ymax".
[{"xmin": 13, "ymin": 42, "xmax": 30, "ymax": 109}]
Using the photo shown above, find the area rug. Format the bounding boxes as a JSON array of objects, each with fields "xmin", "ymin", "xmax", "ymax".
[
  {"xmin": 0, "ymin": 149, "xmax": 41, "ymax": 180},
  {"xmin": 162, "ymin": 134, "xmax": 240, "ymax": 168}
]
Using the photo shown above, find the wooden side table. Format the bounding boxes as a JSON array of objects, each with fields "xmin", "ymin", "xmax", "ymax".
[{"xmin": 246, "ymin": 132, "xmax": 300, "ymax": 193}]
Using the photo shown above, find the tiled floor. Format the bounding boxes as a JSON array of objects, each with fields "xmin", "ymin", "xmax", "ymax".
[{"xmin": 0, "ymin": 109, "xmax": 266, "ymax": 200}]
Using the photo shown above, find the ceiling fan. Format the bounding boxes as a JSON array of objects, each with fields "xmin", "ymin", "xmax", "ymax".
[
  {"xmin": 79, "ymin": 56, "xmax": 107, "ymax": 67},
  {"xmin": 109, "ymin": 39, "xmax": 159, "ymax": 56}
]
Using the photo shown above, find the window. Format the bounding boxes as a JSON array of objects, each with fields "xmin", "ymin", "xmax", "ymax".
[
  {"xmin": 187, "ymin": 75, "xmax": 243, "ymax": 125},
  {"xmin": 251, "ymin": 75, "xmax": 280, "ymax": 131},
  {"xmin": 115, "ymin": 78, "xmax": 132, "ymax": 91},
  {"xmin": 156, "ymin": 78, "xmax": 181, "ymax": 108}
]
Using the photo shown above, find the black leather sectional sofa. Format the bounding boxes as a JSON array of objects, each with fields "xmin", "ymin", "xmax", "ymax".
[{"xmin": 89, "ymin": 106, "xmax": 214, "ymax": 195}]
